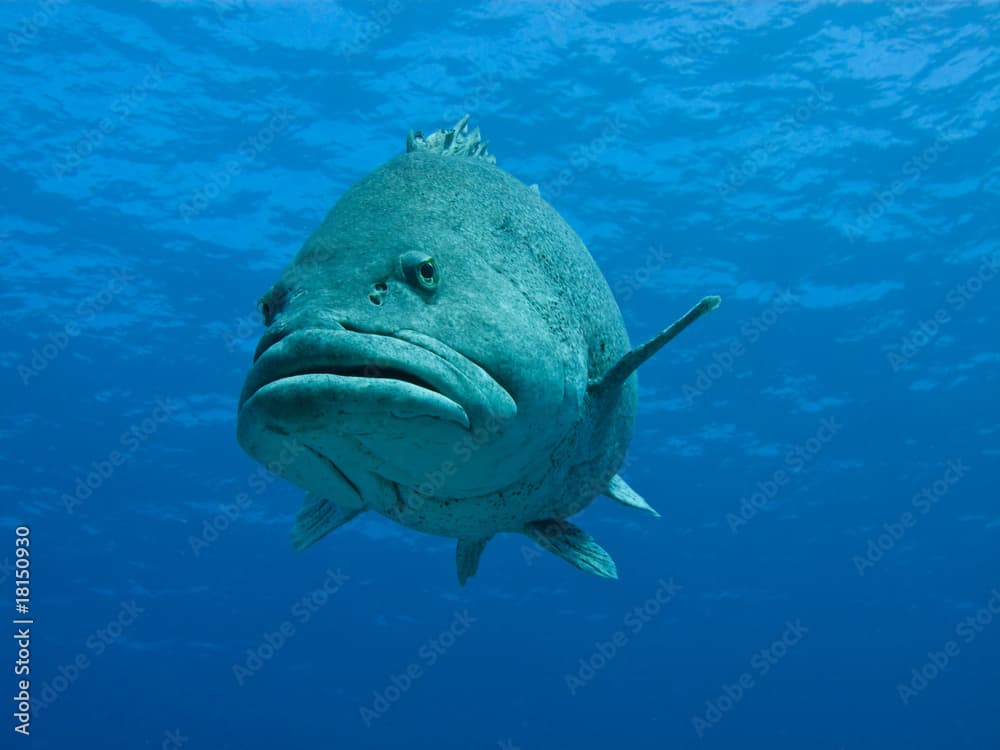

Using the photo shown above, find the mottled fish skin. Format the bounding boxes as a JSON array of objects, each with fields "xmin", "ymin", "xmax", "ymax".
[{"xmin": 236, "ymin": 116, "xmax": 719, "ymax": 583}]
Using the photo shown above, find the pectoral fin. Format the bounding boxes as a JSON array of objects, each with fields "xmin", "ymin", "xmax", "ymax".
[
  {"xmin": 291, "ymin": 492, "xmax": 363, "ymax": 551},
  {"xmin": 605, "ymin": 474, "xmax": 659, "ymax": 516},
  {"xmin": 589, "ymin": 295, "xmax": 721, "ymax": 397},
  {"xmin": 524, "ymin": 520, "xmax": 618, "ymax": 579}
]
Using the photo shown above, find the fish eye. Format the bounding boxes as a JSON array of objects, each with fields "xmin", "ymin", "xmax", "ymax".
[
  {"xmin": 418, "ymin": 261, "xmax": 436, "ymax": 284},
  {"xmin": 258, "ymin": 299, "xmax": 272, "ymax": 326},
  {"xmin": 399, "ymin": 251, "xmax": 439, "ymax": 292}
]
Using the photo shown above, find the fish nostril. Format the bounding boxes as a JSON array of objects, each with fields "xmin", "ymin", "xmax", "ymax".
[
  {"xmin": 369, "ymin": 281, "xmax": 388, "ymax": 306},
  {"xmin": 258, "ymin": 285, "xmax": 288, "ymax": 328}
]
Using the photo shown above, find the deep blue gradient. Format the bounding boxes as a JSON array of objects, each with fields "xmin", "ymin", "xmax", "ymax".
[{"xmin": 2, "ymin": 2, "xmax": 998, "ymax": 748}]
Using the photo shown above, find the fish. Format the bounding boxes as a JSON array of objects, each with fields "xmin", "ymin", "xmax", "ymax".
[{"xmin": 236, "ymin": 115, "xmax": 720, "ymax": 584}]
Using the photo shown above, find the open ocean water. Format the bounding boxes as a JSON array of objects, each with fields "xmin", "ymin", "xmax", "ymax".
[{"xmin": 2, "ymin": 1, "xmax": 999, "ymax": 748}]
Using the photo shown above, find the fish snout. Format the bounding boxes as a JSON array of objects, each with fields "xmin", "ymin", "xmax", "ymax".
[
  {"xmin": 253, "ymin": 321, "xmax": 290, "ymax": 363},
  {"xmin": 253, "ymin": 284, "xmax": 341, "ymax": 363},
  {"xmin": 253, "ymin": 314, "xmax": 346, "ymax": 363}
]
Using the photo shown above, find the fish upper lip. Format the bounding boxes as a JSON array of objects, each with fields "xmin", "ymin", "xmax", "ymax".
[{"xmin": 238, "ymin": 327, "xmax": 517, "ymax": 427}]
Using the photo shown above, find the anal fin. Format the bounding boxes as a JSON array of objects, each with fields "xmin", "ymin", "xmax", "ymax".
[
  {"xmin": 524, "ymin": 520, "xmax": 618, "ymax": 579},
  {"xmin": 292, "ymin": 492, "xmax": 363, "ymax": 551},
  {"xmin": 456, "ymin": 537, "xmax": 492, "ymax": 586},
  {"xmin": 606, "ymin": 474, "xmax": 659, "ymax": 516}
]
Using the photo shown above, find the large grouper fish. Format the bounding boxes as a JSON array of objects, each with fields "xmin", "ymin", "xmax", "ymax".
[{"xmin": 237, "ymin": 116, "xmax": 719, "ymax": 584}]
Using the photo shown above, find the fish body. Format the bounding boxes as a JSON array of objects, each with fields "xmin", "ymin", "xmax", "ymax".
[{"xmin": 237, "ymin": 117, "xmax": 719, "ymax": 583}]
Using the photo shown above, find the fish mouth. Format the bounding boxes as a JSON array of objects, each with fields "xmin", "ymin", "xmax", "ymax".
[{"xmin": 237, "ymin": 327, "xmax": 516, "ymax": 430}]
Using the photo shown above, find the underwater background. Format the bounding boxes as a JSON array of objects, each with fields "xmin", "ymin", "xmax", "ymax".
[{"xmin": 2, "ymin": 1, "xmax": 999, "ymax": 748}]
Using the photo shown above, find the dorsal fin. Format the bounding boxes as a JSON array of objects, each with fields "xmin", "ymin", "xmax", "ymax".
[
  {"xmin": 406, "ymin": 114, "xmax": 496, "ymax": 163},
  {"xmin": 589, "ymin": 295, "xmax": 721, "ymax": 397}
]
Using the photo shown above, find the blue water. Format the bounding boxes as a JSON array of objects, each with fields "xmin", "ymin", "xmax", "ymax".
[{"xmin": 3, "ymin": 1, "xmax": 998, "ymax": 748}]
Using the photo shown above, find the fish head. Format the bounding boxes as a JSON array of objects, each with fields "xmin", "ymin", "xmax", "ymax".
[{"xmin": 237, "ymin": 150, "xmax": 584, "ymax": 512}]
